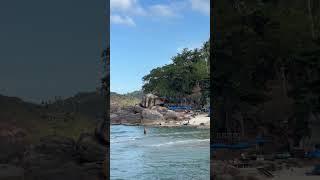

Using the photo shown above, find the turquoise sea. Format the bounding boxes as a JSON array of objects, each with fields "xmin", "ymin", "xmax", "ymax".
[{"xmin": 110, "ymin": 125, "xmax": 210, "ymax": 180}]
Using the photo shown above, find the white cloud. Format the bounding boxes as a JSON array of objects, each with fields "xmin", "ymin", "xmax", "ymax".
[
  {"xmin": 190, "ymin": 0, "xmax": 210, "ymax": 15},
  {"xmin": 149, "ymin": 4, "xmax": 177, "ymax": 17},
  {"xmin": 111, "ymin": 15, "xmax": 136, "ymax": 26},
  {"xmin": 110, "ymin": 0, "xmax": 146, "ymax": 15},
  {"xmin": 110, "ymin": 0, "xmax": 210, "ymax": 26},
  {"xmin": 110, "ymin": 0, "xmax": 132, "ymax": 11}
]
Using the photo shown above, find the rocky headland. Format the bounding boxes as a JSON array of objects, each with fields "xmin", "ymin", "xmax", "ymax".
[
  {"xmin": 111, "ymin": 104, "xmax": 210, "ymax": 128},
  {"xmin": 0, "ymin": 94, "xmax": 108, "ymax": 180}
]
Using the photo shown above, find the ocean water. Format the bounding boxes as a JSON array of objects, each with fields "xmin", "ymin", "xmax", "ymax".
[{"xmin": 110, "ymin": 125, "xmax": 210, "ymax": 180}]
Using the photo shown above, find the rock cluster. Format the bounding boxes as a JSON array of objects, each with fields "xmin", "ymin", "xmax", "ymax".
[
  {"xmin": 110, "ymin": 105, "xmax": 191, "ymax": 125},
  {"xmin": 0, "ymin": 133, "xmax": 107, "ymax": 180}
]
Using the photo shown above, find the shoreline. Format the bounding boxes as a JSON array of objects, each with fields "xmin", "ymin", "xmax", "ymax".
[{"xmin": 111, "ymin": 113, "xmax": 210, "ymax": 129}]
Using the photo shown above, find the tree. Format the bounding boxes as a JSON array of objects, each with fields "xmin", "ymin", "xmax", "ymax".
[
  {"xmin": 142, "ymin": 42, "xmax": 210, "ymax": 107},
  {"xmin": 212, "ymin": 0, "xmax": 320, "ymax": 148}
]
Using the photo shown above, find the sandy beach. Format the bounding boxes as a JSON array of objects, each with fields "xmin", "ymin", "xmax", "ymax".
[
  {"xmin": 157, "ymin": 113, "xmax": 210, "ymax": 128},
  {"xmin": 188, "ymin": 113, "xmax": 210, "ymax": 126}
]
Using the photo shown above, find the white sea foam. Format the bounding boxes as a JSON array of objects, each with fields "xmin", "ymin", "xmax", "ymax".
[
  {"xmin": 111, "ymin": 136, "xmax": 142, "ymax": 143},
  {"xmin": 149, "ymin": 139, "xmax": 209, "ymax": 147}
]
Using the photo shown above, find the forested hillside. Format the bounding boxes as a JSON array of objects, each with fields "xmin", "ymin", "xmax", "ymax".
[
  {"xmin": 213, "ymin": 0, "xmax": 320, "ymax": 148},
  {"xmin": 0, "ymin": 94, "xmax": 97, "ymax": 142},
  {"xmin": 142, "ymin": 41, "xmax": 210, "ymax": 108}
]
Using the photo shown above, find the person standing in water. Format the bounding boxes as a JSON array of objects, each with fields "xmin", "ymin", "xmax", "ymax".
[{"xmin": 144, "ymin": 127, "xmax": 147, "ymax": 135}]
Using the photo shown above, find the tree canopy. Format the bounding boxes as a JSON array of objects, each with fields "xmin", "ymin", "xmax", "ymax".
[
  {"xmin": 213, "ymin": 0, "xmax": 320, "ymax": 145},
  {"xmin": 142, "ymin": 41, "xmax": 210, "ymax": 107}
]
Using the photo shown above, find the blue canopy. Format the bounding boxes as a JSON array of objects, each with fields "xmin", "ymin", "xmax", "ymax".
[
  {"xmin": 254, "ymin": 136, "xmax": 270, "ymax": 144},
  {"xmin": 211, "ymin": 142, "xmax": 251, "ymax": 150},
  {"xmin": 167, "ymin": 105, "xmax": 192, "ymax": 111},
  {"xmin": 306, "ymin": 149, "xmax": 320, "ymax": 158},
  {"xmin": 211, "ymin": 136, "xmax": 270, "ymax": 150}
]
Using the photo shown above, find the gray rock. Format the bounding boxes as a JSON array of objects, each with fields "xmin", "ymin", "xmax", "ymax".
[
  {"xmin": 0, "ymin": 164, "xmax": 24, "ymax": 180},
  {"xmin": 22, "ymin": 134, "xmax": 106, "ymax": 180},
  {"xmin": 76, "ymin": 134, "xmax": 106, "ymax": 163},
  {"xmin": 0, "ymin": 126, "xmax": 28, "ymax": 164},
  {"xmin": 216, "ymin": 174, "xmax": 233, "ymax": 180},
  {"xmin": 95, "ymin": 120, "xmax": 109, "ymax": 145},
  {"xmin": 24, "ymin": 161, "xmax": 103, "ymax": 180},
  {"xmin": 22, "ymin": 135, "xmax": 77, "ymax": 170},
  {"xmin": 0, "ymin": 138, "xmax": 25, "ymax": 164},
  {"xmin": 110, "ymin": 113, "xmax": 118, "ymax": 118},
  {"xmin": 32, "ymin": 135, "xmax": 76, "ymax": 158},
  {"xmin": 164, "ymin": 110, "xmax": 178, "ymax": 120},
  {"xmin": 151, "ymin": 106, "xmax": 168, "ymax": 114},
  {"xmin": 141, "ymin": 109, "xmax": 164, "ymax": 124},
  {"xmin": 141, "ymin": 93, "xmax": 162, "ymax": 108},
  {"xmin": 122, "ymin": 106, "xmax": 135, "ymax": 113},
  {"xmin": 133, "ymin": 105, "xmax": 144, "ymax": 114},
  {"xmin": 111, "ymin": 113, "xmax": 141, "ymax": 124}
]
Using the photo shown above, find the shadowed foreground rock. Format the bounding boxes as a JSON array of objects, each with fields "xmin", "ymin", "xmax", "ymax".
[
  {"xmin": 22, "ymin": 135, "xmax": 106, "ymax": 180},
  {"xmin": 0, "ymin": 164, "xmax": 24, "ymax": 180},
  {"xmin": 0, "ymin": 134, "xmax": 107, "ymax": 180}
]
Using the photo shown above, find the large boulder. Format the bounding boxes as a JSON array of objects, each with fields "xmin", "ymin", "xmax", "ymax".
[
  {"xmin": 212, "ymin": 162, "xmax": 241, "ymax": 179},
  {"xmin": 95, "ymin": 120, "xmax": 109, "ymax": 145},
  {"xmin": 22, "ymin": 136, "xmax": 78, "ymax": 180},
  {"xmin": 76, "ymin": 133, "xmax": 106, "ymax": 163},
  {"xmin": 141, "ymin": 93, "xmax": 157, "ymax": 108},
  {"xmin": 0, "ymin": 125, "xmax": 28, "ymax": 164},
  {"xmin": 22, "ymin": 135, "xmax": 77, "ymax": 170},
  {"xmin": 151, "ymin": 106, "xmax": 168, "ymax": 115},
  {"xmin": 133, "ymin": 105, "xmax": 144, "ymax": 114},
  {"xmin": 141, "ymin": 109, "xmax": 164, "ymax": 124},
  {"xmin": 0, "ymin": 164, "xmax": 24, "ymax": 180},
  {"xmin": 110, "ymin": 105, "xmax": 120, "ymax": 113},
  {"xmin": 121, "ymin": 106, "xmax": 135, "ymax": 113},
  {"xmin": 141, "ymin": 94, "xmax": 164, "ymax": 108},
  {"xmin": 22, "ymin": 134, "xmax": 106, "ymax": 180},
  {"xmin": 24, "ymin": 161, "xmax": 103, "ymax": 180},
  {"xmin": 111, "ymin": 113, "xmax": 141, "ymax": 125},
  {"xmin": 110, "ymin": 114, "xmax": 120, "ymax": 124},
  {"xmin": 0, "ymin": 138, "xmax": 26, "ymax": 164},
  {"xmin": 31, "ymin": 135, "xmax": 76, "ymax": 158},
  {"xmin": 164, "ymin": 110, "xmax": 179, "ymax": 120}
]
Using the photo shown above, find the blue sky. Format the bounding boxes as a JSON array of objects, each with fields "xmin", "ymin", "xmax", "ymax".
[{"xmin": 110, "ymin": 0, "xmax": 210, "ymax": 94}]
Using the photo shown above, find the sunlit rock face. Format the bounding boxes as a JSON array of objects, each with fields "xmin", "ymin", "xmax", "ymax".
[
  {"xmin": 141, "ymin": 93, "xmax": 164, "ymax": 108},
  {"xmin": 141, "ymin": 109, "xmax": 164, "ymax": 125}
]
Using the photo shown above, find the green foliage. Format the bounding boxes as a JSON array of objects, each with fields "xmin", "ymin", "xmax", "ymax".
[
  {"xmin": 142, "ymin": 42, "xmax": 210, "ymax": 106},
  {"xmin": 110, "ymin": 92, "xmax": 141, "ymax": 108},
  {"xmin": 0, "ymin": 95, "xmax": 96, "ymax": 143},
  {"xmin": 213, "ymin": 0, "xmax": 320, "ymax": 139}
]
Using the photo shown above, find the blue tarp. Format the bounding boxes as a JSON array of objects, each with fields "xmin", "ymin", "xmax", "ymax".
[
  {"xmin": 254, "ymin": 136, "xmax": 270, "ymax": 144},
  {"xmin": 167, "ymin": 105, "xmax": 192, "ymax": 111},
  {"xmin": 211, "ymin": 137, "xmax": 270, "ymax": 150},
  {"xmin": 229, "ymin": 142, "xmax": 251, "ymax": 149},
  {"xmin": 211, "ymin": 142, "xmax": 251, "ymax": 150},
  {"xmin": 306, "ymin": 149, "xmax": 320, "ymax": 158}
]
